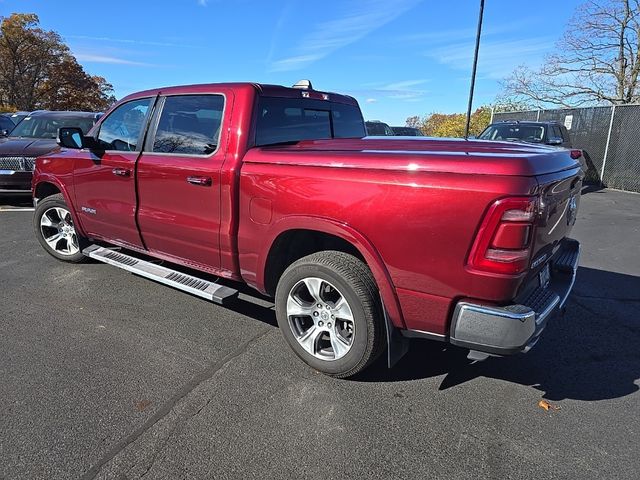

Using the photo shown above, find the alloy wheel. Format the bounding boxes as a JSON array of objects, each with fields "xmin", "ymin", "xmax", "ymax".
[
  {"xmin": 286, "ymin": 277, "xmax": 355, "ymax": 361},
  {"xmin": 39, "ymin": 207, "xmax": 80, "ymax": 256}
]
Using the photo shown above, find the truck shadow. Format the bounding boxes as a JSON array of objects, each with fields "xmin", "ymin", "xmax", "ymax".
[
  {"xmin": 0, "ymin": 194, "xmax": 32, "ymax": 208},
  {"xmin": 355, "ymin": 266, "xmax": 640, "ymax": 402},
  {"xmin": 102, "ymin": 254, "xmax": 640, "ymax": 402}
]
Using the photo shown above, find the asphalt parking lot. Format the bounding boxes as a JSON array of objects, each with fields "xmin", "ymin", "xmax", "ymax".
[{"xmin": 1, "ymin": 188, "xmax": 639, "ymax": 480}]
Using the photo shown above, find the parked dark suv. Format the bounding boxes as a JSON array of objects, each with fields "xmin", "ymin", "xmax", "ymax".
[
  {"xmin": 0, "ymin": 111, "xmax": 100, "ymax": 194},
  {"xmin": 0, "ymin": 114, "xmax": 16, "ymax": 136},
  {"xmin": 365, "ymin": 120, "xmax": 394, "ymax": 136},
  {"xmin": 1, "ymin": 111, "xmax": 30, "ymax": 128},
  {"xmin": 391, "ymin": 126, "xmax": 424, "ymax": 136},
  {"xmin": 478, "ymin": 121, "xmax": 572, "ymax": 148}
]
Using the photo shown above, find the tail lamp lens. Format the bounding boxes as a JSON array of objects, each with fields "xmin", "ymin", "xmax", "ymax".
[{"xmin": 468, "ymin": 197, "xmax": 537, "ymax": 275}]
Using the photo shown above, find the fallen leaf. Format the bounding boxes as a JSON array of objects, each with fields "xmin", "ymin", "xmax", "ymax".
[
  {"xmin": 538, "ymin": 400, "xmax": 561, "ymax": 411},
  {"xmin": 135, "ymin": 399, "xmax": 152, "ymax": 412}
]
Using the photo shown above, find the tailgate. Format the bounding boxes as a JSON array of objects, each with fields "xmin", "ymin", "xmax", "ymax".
[{"xmin": 527, "ymin": 165, "xmax": 583, "ymax": 281}]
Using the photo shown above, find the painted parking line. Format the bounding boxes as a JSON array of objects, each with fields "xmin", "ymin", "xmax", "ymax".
[{"xmin": 0, "ymin": 207, "xmax": 35, "ymax": 212}]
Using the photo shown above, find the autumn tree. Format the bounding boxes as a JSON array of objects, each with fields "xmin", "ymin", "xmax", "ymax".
[
  {"xmin": 500, "ymin": 0, "xmax": 640, "ymax": 107},
  {"xmin": 406, "ymin": 107, "xmax": 492, "ymax": 138},
  {"xmin": 0, "ymin": 13, "xmax": 115, "ymax": 111},
  {"xmin": 405, "ymin": 115, "xmax": 421, "ymax": 128}
]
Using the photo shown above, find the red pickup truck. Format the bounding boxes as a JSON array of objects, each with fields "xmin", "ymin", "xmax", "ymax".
[{"xmin": 31, "ymin": 81, "xmax": 582, "ymax": 378}]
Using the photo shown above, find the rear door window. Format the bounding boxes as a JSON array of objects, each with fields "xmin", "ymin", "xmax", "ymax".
[{"xmin": 149, "ymin": 94, "xmax": 224, "ymax": 156}]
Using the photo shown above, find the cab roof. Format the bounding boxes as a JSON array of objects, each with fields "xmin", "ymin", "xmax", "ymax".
[{"xmin": 119, "ymin": 82, "xmax": 359, "ymax": 106}]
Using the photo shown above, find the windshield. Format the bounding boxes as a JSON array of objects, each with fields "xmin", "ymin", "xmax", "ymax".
[
  {"xmin": 10, "ymin": 115, "xmax": 95, "ymax": 139},
  {"xmin": 479, "ymin": 124, "xmax": 545, "ymax": 143}
]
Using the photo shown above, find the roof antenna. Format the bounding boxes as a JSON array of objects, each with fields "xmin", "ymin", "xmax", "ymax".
[
  {"xmin": 464, "ymin": 0, "xmax": 485, "ymax": 140},
  {"xmin": 292, "ymin": 79, "xmax": 313, "ymax": 90}
]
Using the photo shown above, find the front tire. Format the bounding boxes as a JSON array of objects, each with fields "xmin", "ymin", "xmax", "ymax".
[
  {"xmin": 33, "ymin": 193, "xmax": 88, "ymax": 263},
  {"xmin": 275, "ymin": 251, "xmax": 385, "ymax": 378}
]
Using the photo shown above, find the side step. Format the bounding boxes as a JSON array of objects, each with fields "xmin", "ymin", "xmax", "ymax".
[{"xmin": 83, "ymin": 245, "xmax": 238, "ymax": 305}]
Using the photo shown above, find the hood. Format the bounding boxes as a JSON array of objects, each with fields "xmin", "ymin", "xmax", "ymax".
[
  {"xmin": 251, "ymin": 137, "xmax": 581, "ymax": 177},
  {"xmin": 0, "ymin": 137, "xmax": 59, "ymax": 157}
]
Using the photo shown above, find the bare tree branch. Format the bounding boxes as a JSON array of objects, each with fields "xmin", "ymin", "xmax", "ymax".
[{"xmin": 499, "ymin": 0, "xmax": 640, "ymax": 108}]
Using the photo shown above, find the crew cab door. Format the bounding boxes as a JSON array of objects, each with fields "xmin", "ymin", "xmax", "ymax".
[
  {"xmin": 73, "ymin": 98, "xmax": 154, "ymax": 248},
  {"xmin": 136, "ymin": 92, "xmax": 229, "ymax": 270}
]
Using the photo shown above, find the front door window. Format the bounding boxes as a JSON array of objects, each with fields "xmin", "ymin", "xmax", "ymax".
[{"xmin": 97, "ymin": 98, "xmax": 152, "ymax": 151}]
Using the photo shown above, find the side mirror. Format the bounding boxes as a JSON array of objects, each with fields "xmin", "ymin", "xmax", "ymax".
[
  {"xmin": 547, "ymin": 137, "xmax": 563, "ymax": 146},
  {"xmin": 0, "ymin": 129, "xmax": 9, "ymax": 137},
  {"xmin": 58, "ymin": 127, "xmax": 101, "ymax": 150},
  {"xmin": 58, "ymin": 127, "xmax": 85, "ymax": 149}
]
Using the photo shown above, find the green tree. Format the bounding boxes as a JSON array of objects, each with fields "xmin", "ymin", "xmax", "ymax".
[{"xmin": 0, "ymin": 13, "xmax": 115, "ymax": 111}]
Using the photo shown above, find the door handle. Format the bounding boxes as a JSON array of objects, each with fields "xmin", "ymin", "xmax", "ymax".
[
  {"xmin": 187, "ymin": 176, "xmax": 212, "ymax": 186},
  {"xmin": 112, "ymin": 168, "xmax": 131, "ymax": 177}
]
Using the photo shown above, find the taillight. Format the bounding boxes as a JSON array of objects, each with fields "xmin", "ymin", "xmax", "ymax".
[
  {"xmin": 570, "ymin": 149, "xmax": 582, "ymax": 159},
  {"xmin": 467, "ymin": 197, "xmax": 537, "ymax": 275}
]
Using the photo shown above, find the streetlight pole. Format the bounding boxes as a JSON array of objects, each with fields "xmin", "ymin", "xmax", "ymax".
[{"xmin": 464, "ymin": 0, "xmax": 485, "ymax": 139}]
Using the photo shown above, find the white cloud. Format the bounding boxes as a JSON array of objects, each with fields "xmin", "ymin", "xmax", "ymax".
[
  {"xmin": 74, "ymin": 53, "xmax": 150, "ymax": 66},
  {"xmin": 270, "ymin": 54, "xmax": 324, "ymax": 71},
  {"xmin": 378, "ymin": 80, "xmax": 428, "ymax": 101},
  {"xmin": 65, "ymin": 34, "xmax": 190, "ymax": 48},
  {"xmin": 270, "ymin": 0, "xmax": 422, "ymax": 72},
  {"xmin": 427, "ymin": 37, "xmax": 555, "ymax": 79},
  {"xmin": 379, "ymin": 79, "xmax": 427, "ymax": 91},
  {"xmin": 398, "ymin": 20, "xmax": 535, "ymax": 45},
  {"xmin": 267, "ymin": 0, "xmax": 296, "ymax": 63},
  {"xmin": 344, "ymin": 80, "xmax": 428, "ymax": 103}
]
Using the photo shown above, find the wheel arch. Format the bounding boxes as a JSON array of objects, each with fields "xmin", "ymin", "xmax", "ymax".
[
  {"xmin": 33, "ymin": 177, "xmax": 87, "ymax": 237},
  {"xmin": 257, "ymin": 216, "xmax": 405, "ymax": 329},
  {"xmin": 33, "ymin": 181, "xmax": 61, "ymax": 200}
]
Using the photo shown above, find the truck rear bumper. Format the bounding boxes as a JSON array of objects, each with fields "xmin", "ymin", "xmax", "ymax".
[{"xmin": 449, "ymin": 238, "xmax": 580, "ymax": 356}]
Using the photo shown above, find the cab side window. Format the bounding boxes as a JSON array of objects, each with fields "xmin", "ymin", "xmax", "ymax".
[
  {"xmin": 97, "ymin": 98, "xmax": 152, "ymax": 151},
  {"xmin": 150, "ymin": 95, "xmax": 224, "ymax": 155}
]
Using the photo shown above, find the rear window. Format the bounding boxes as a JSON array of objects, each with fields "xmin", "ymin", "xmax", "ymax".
[
  {"xmin": 479, "ymin": 124, "xmax": 544, "ymax": 143},
  {"xmin": 365, "ymin": 122, "xmax": 394, "ymax": 136},
  {"xmin": 255, "ymin": 97, "xmax": 365, "ymax": 146}
]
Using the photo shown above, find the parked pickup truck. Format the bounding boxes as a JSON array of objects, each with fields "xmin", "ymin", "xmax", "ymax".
[{"xmin": 32, "ymin": 81, "xmax": 582, "ymax": 378}]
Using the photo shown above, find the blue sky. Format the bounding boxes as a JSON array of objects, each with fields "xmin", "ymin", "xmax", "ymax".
[{"xmin": 2, "ymin": 0, "xmax": 583, "ymax": 124}]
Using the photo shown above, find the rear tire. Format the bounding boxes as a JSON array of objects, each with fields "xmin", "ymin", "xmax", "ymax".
[
  {"xmin": 33, "ymin": 193, "xmax": 88, "ymax": 263},
  {"xmin": 275, "ymin": 251, "xmax": 385, "ymax": 378}
]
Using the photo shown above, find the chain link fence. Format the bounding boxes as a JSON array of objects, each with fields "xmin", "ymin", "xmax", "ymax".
[{"xmin": 493, "ymin": 105, "xmax": 640, "ymax": 192}]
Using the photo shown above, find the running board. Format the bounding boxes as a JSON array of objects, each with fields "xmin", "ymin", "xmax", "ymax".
[{"xmin": 83, "ymin": 245, "xmax": 238, "ymax": 305}]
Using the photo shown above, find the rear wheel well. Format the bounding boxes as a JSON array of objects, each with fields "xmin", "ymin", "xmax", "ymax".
[
  {"xmin": 34, "ymin": 182, "xmax": 61, "ymax": 200},
  {"xmin": 264, "ymin": 229, "xmax": 365, "ymax": 296}
]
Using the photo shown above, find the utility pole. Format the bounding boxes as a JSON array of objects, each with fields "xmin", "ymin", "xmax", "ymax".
[{"xmin": 464, "ymin": 0, "xmax": 485, "ymax": 139}]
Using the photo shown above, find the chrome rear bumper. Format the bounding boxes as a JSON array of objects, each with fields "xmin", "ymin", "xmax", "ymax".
[{"xmin": 449, "ymin": 239, "xmax": 580, "ymax": 356}]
